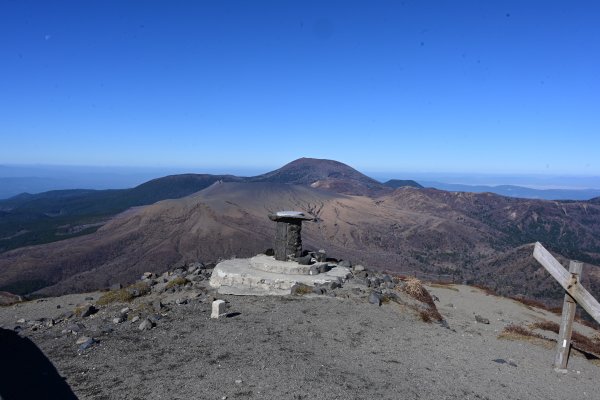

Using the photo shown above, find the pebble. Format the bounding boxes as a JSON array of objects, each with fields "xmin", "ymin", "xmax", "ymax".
[
  {"xmin": 138, "ymin": 318, "xmax": 155, "ymax": 331},
  {"xmin": 79, "ymin": 304, "xmax": 98, "ymax": 318},
  {"xmin": 353, "ymin": 264, "xmax": 365, "ymax": 272},
  {"xmin": 78, "ymin": 338, "xmax": 97, "ymax": 351},
  {"xmin": 76, "ymin": 336, "xmax": 92, "ymax": 345},
  {"xmin": 368, "ymin": 292, "xmax": 382, "ymax": 306}
]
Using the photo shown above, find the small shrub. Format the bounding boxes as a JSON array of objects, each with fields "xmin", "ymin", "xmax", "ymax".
[
  {"xmin": 73, "ymin": 305, "xmax": 87, "ymax": 316},
  {"xmin": 510, "ymin": 296, "xmax": 549, "ymax": 311},
  {"xmin": 499, "ymin": 324, "xmax": 551, "ymax": 348},
  {"xmin": 530, "ymin": 319, "xmax": 600, "ymax": 356},
  {"xmin": 530, "ymin": 320, "xmax": 560, "ymax": 333},
  {"xmin": 404, "ymin": 277, "xmax": 426, "ymax": 301},
  {"xmin": 402, "ymin": 277, "xmax": 443, "ymax": 322},
  {"xmin": 472, "ymin": 284, "xmax": 498, "ymax": 296},
  {"xmin": 97, "ymin": 281, "xmax": 150, "ymax": 305},
  {"xmin": 165, "ymin": 277, "xmax": 189, "ymax": 289},
  {"xmin": 429, "ymin": 283, "xmax": 459, "ymax": 292},
  {"xmin": 291, "ymin": 284, "xmax": 313, "ymax": 296}
]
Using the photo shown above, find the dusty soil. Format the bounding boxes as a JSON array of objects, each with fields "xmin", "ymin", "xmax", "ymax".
[{"xmin": 1, "ymin": 284, "xmax": 599, "ymax": 400}]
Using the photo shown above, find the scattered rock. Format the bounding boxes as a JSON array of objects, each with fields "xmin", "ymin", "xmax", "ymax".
[
  {"xmin": 354, "ymin": 277, "xmax": 370, "ymax": 287},
  {"xmin": 296, "ymin": 254, "xmax": 313, "ymax": 265},
  {"xmin": 141, "ymin": 272, "xmax": 154, "ymax": 280},
  {"xmin": 138, "ymin": 318, "xmax": 155, "ymax": 331},
  {"xmin": 113, "ymin": 316, "xmax": 126, "ymax": 324},
  {"xmin": 84, "ymin": 296, "xmax": 94, "ymax": 301},
  {"xmin": 338, "ymin": 260, "xmax": 352, "ymax": 268},
  {"xmin": 131, "ymin": 316, "xmax": 140, "ymax": 323},
  {"xmin": 315, "ymin": 250, "xmax": 327, "ymax": 262},
  {"xmin": 153, "ymin": 300, "xmax": 165, "ymax": 313},
  {"xmin": 78, "ymin": 337, "xmax": 97, "ymax": 351},
  {"xmin": 492, "ymin": 358, "xmax": 517, "ymax": 367},
  {"xmin": 176, "ymin": 298, "xmax": 188, "ymax": 305},
  {"xmin": 76, "ymin": 335, "xmax": 92, "ymax": 345},
  {"xmin": 368, "ymin": 292, "xmax": 382, "ymax": 306},
  {"xmin": 65, "ymin": 323, "xmax": 85, "ymax": 333},
  {"xmin": 79, "ymin": 304, "xmax": 98, "ymax": 318},
  {"xmin": 16, "ymin": 318, "xmax": 26, "ymax": 324},
  {"xmin": 312, "ymin": 287, "xmax": 326, "ymax": 295},
  {"xmin": 475, "ymin": 315, "xmax": 490, "ymax": 324},
  {"xmin": 60, "ymin": 311, "xmax": 74, "ymax": 320},
  {"xmin": 353, "ymin": 264, "xmax": 365, "ymax": 272}
]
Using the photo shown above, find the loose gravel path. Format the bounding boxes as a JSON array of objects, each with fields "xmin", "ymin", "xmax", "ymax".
[{"xmin": 1, "ymin": 285, "xmax": 599, "ymax": 400}]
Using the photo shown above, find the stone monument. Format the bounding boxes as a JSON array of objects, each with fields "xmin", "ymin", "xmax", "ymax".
[
  {"xmin": 268, "ymin": 211, "xmax": 314, "ymax": 261},
  {"xmin": 208, "ymin": 211, "xmax": 353, "ymax": 295}
]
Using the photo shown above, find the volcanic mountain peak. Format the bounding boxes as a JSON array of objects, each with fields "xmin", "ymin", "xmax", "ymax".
[
  {"xmin": 251, "ymin": 157, "xmax": 387, "ymax": 195},
  {"xmin": 251, "ymin": 158, "xmax": 375, "ymax": 184}
]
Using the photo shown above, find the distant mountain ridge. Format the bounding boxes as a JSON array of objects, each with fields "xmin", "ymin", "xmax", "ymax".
[
  {"xmin": 3, "ymin": 157, "xmax": 600, "ymax": 307},
  {"xmin": 0, "ymin": 174, "xmax": 240, "ymax": 252},
  {"xmin": 420, "ymin": 181, "xmax": 600, "ymax": 201},
  {"xmin": 383, "ymin": 179, "xmax": 423, "ymax": 189},
  {"xmin": 0, "ymin": 158, "xmax": 402, "ymax": 252}
]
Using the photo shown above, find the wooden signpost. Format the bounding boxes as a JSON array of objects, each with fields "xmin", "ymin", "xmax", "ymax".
[{"xmin": 533, "ymin": 242, "xmax": 600, "ymax": 371}]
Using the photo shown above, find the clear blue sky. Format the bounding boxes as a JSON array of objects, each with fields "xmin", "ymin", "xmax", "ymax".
[{"xmin": 1, "ymin": 0, "xmax": 599, "ymax": 175}]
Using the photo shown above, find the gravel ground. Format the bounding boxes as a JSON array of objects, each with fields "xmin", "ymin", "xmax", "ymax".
[{"xmin": 1, "ymin": 284, "xmax": 599, "ymax": 400}]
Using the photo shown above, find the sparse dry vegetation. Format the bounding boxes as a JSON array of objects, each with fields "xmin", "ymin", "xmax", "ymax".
[
  {"xmin": 531, "ymin": 319, "xmax": 600, "ymax": 357},
  {"xmin": 291, "ymin": 284, "xmax": 313, "ymax": 296},
  {"xmin": 510, "ymin": 296, "xmax": 549, "ymax": 311},
  {"xmin": 498, "ymin": 324, "xmax": 553, "ymax": 348},
  {"xmin": 165, "ymin": 277, "xmax": 189, "ymax": 289},
  {"xmin": 96, "ymin": 281, "xmax": 151, "ymax": 305},
  {"xmin": 472, "ymin": 284, "xmax": 498, "ymax": 297},
  {"xmin": 401, "ymin": 277, "xmax": 443, "ymax": 322},
  {"xmin": 428, "ymin": 282, "xmax": 459, "ymax": 292}
]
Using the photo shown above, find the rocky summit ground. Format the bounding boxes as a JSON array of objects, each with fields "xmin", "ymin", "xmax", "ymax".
[{"xmin": 1, "ymin": 262, "xmax": 599, "ymax": 400}]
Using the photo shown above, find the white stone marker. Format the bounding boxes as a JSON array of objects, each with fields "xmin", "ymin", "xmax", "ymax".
[{"xmin": 211, "ymin": 300, "xmax": 227, "ymax": 319}]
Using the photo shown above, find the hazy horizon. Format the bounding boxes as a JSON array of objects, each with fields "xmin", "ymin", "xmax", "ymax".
[{"xmin": 3, "ymin": 162, "xmax": 600, "ymax": 196}]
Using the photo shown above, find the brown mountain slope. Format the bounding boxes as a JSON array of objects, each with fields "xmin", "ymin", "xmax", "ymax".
[
  {"xmin": 2, "ymin": 181, "xmax": 600, "ymax": 306},
  {"xmin": 250, "ymin": 157, "xmax": 389, "ymax": 196}
]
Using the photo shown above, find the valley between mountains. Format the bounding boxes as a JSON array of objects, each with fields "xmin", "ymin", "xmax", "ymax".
[{"xmin": 1, "ymin": 158, "xmax": 600, "ymax": 309}]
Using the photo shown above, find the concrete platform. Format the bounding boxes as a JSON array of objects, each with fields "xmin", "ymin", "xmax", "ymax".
[{"xmin": 209, "ymin": 257, "xmax": 352, "ymax": 296}]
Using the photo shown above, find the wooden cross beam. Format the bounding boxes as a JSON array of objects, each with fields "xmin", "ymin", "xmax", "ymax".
[
  {"xmin": 533, "ymin": 242, "xmax": 600, "ymax": 324},
  {"xmin": 533, "ymin": 242, "xmax": 600, "ymax": 371}
]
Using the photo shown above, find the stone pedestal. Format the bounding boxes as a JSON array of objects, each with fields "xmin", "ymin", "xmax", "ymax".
[{"xmin": 268, "ymin": 211, "xmax": 314, "ymax": 261}]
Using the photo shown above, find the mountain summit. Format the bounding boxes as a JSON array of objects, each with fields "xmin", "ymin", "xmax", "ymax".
[{"xmin": 251, "ymin": 157, "xmax": 388, "ymax": 195}]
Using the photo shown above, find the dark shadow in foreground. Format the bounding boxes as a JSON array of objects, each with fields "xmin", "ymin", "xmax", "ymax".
[{"xmin": 0, "ymin": 328, "xmax": 78, "ymax": 400}]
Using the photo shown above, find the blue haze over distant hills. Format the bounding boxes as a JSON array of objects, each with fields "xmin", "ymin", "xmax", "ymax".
[{"xmin": 2, "ymin": 164, "xmax": 600, "ymax": 201}]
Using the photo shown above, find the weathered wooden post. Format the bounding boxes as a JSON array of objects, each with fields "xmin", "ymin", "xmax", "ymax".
[
  {"xmin": 533, "ymin": 242, "xmax": 600, "ymax": 371},
  {"xmin": 554, "ymin": 260, "xmax": 583, "ymax": 372},
  {"xmin": 268, "ymin": 211, "xmax": 314, "ymax": 261}
]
